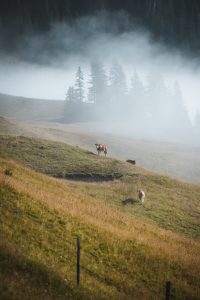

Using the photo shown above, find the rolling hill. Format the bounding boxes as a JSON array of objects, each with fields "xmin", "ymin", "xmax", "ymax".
[
  {"xmin": 1, "ymin": 112, "xmax": 200, "ymax": 300},
  {"xmin": 1, "ymin": 133, "xmax": 200, "ymax": 239},
  {"xmin": 0, "ymin": 93, "xmax": 64, "ymax": 121},
  {"xmin": 1, "ymin": 139, "xmax": 200, "ymax": 299},
  {"xmin": 0, "ymin": 135, "xmax": 136, "ymax": 181},
  {"xmin": 0, "ymin": 113, "xmax": 200, "ymax": 299},
  {"xmin": 0, "ymin": 115, "xmax": 200, "ymax": 185}
]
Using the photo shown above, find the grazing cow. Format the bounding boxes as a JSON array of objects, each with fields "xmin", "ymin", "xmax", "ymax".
[
  {"xmin": 95, "ymin": 144, "xmax": 107, "ymax": 156},
  {"xmin": 138, "ymin": 190, "xmax": 145, "ymax": 204},
  {"xmin": 126, "ymin": 159, "xmax": 136, "ymax": 165}
]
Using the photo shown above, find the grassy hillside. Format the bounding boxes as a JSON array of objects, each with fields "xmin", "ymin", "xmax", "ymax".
[
  {"xmin": 1, "ymin": 116, "xmax": 200, "ymax": 185},
  {"xmin": 1, "ymin": 157, "xmax": 200, "ymax": 300},
  {"xmin": 0, "ymin": 135, "xmax": 136, "ymax": 180},
  {"xmin": 0, "ymin": 117, "xmax": 26, "ymax": 136},
  {"xmin": 1, "ymin": 126, "xmax": 200, "ymax": 299},
  {"xmin": 0, "ymin": 134, "xmax": 200, "ymax": 239}
]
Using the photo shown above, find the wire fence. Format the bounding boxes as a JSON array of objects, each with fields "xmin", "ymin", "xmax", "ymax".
[{"xmin": 75, "ymin": 237, "xmax": 174, "ymax": 300}]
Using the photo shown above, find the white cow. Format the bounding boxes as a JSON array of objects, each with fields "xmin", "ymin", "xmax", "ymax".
[{"xmin": 138, "ymin": 190, "xmax": 145, "ymax": 204}]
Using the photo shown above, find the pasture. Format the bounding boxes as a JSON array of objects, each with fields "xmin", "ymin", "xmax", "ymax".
[
  {"xmin": 0, "ymin": 134, "xmax": 200, "ymax": 238},
  {"xmin": 1, "ymin": 156, "xmax": 200, "ymax": 300},
  {"xmin": 0, "ymin": 117, "xmax": 200, "ymax": 299},
  {"xmin": 0, "ymin": 116, "xmax": 200, "ymax": 185}
]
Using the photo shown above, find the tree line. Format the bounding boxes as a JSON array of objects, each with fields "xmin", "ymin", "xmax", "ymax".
[{"xmin": 63, "ymin": 60, "xmax": 200, "ymax": 144}]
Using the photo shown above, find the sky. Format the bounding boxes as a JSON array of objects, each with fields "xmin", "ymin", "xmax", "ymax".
[{"xmin": 0, "ymin": 11, "xmax": 200, "ymax": 122}]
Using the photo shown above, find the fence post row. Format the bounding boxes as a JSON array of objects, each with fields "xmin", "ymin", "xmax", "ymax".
[{"xmin": 75, "ymin": 237, "xmax": 173, "ymax": 298}]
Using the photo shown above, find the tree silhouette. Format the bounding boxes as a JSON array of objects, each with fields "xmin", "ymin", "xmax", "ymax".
[
  {"xmin": 146, "ymin": 71, "xmax": 167, "ymax": 122},
  {"xmin": 88, "ymin": 60, "xmax": 108, "ymax": 105},
  {"xmin": 172, "ymin": 81, "xmax": 191, "ymax": 130},
  {"xmin": 74, "ymin": 66, "xmax": 84, "ymax": 103},
  {"xmin": 65, "ymin": 86, "xmax": 76, "ymax": 102},
  {"xmin": 109, "ymin": 60, "xmax": 127, "ymax": 101},
  {"xmin": 129, "ymin": 71, "xmax": 146, "ymax": 117}
]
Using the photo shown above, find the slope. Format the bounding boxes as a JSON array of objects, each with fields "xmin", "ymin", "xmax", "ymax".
[
  {"xmin": 0, "ymin": 93, "xmax": 64, "ymax": 121},
  {"xmin": 1, "ymin": 158, "xmax": 200, "ymax": 300},
  {"xmin": 1, "ymin": 115, "xmax": 200, "ymax": 185},
  {"xmin": 0, "ymin": 135, "xmax": 136, "ymax": 180},
  {"xmin": 0, "ymin": 134, "xmax": 200, "ymax": 239}
]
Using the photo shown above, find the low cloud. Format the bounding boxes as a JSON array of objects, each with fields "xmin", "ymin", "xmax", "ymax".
[{"xmin": 0, "ymin": 11, "xmax": 200, "ymax": 143}]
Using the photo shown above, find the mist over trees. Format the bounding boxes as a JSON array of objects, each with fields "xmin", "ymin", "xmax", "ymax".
[
  {"xmin": 0, "ymin": 1, "xmax": 199, "ymax": 144},
  {"xmin": 63, "ymin": 60, "xmax": 195, "ymax": 144},
  {"xmin": 0, "ymin": 0, "xmax": 200, "ymax": 56},
  {"xmin": 109, "ymin": 60, "xmax": 127, "ymax": 118}
]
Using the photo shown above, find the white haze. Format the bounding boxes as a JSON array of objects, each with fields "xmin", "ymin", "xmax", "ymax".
[{"xmin": 0, "ymin": 13, "xmax": 200, "ymax": 134}]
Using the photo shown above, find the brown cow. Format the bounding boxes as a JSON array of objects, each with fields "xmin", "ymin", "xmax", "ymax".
[{"xmin": 95, "ymin": 144, "xmax": 107, "ymax": 156}]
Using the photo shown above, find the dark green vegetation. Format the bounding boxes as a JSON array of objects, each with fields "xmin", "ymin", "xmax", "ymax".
[{"xmin": 1, "ymin": 0, "xmax": 200, "ymax": 56}]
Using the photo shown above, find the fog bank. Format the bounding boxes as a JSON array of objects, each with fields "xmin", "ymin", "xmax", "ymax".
[{"xmin": 0, "ymin": 12, "xmax": 200, "ymax": 144}]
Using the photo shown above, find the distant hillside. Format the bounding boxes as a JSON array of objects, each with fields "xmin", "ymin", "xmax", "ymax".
[{"xmin": 0, "ymin": 93, "xmax": 64, "ymax": 121}]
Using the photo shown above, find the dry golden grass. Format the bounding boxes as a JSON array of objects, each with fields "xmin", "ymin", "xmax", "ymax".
[{"xmin": 1, "ymin": 157, "xmax": 200, "ymax": 299}]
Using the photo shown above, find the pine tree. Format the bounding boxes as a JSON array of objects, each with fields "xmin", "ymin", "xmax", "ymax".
[
  {"xmin": 172, "ymin": 81, "xmax": 191, "ymax": 130},
  {"xmin": 65, "ymin": 86, "xmax": 76, "ymax": 102},
  {"xmin": 108, "ymin": 60, "xmax": 127, "ymax": 120},
  {"xmin": 129, "ymin": 71, "xmax": 146, "ymax": 113},
  {"xmin": 146, "ymin": 71, "xmax": 166, "ymax": 119},
  {"xmin": 88, "ymin": 60, "xmax": 107, "ymax": 105},
  {"xmin": 74, "ymin": 66, "xmax": 84, "ymax": 103},
  {"xmin": 109, "ymin": 60, "xmax": 127, "ymax": 104}
]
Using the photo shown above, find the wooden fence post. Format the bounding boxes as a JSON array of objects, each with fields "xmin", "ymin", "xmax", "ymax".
[
  {"xmin": 76, "ymin": 237, "xmax": 80, "ymax": 286},
  {"xmin": 165, "ymin": 281, "xmax": 171, "ymax": 300}
]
